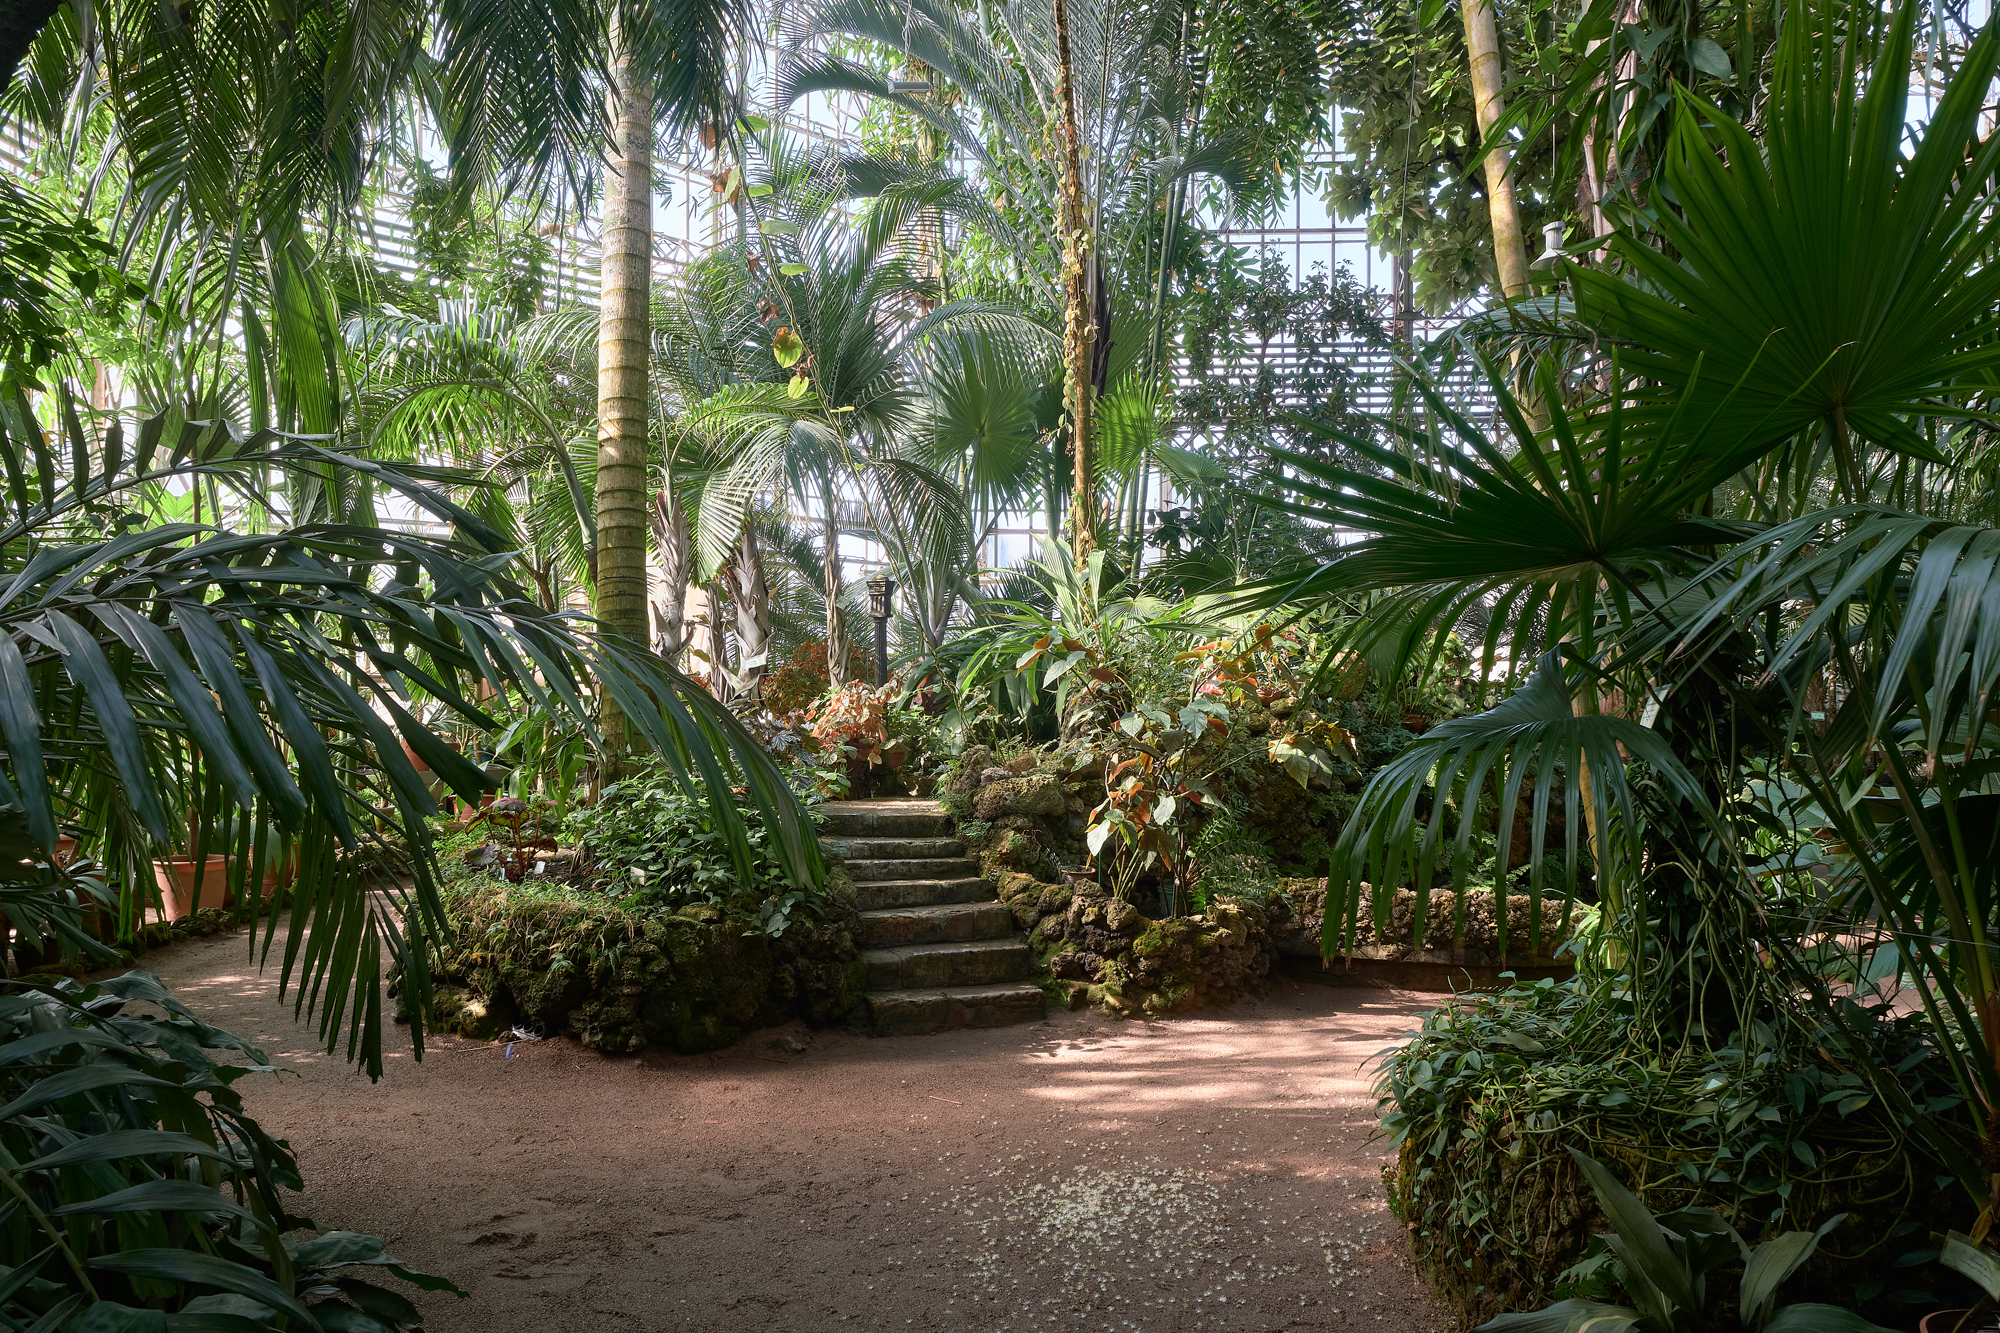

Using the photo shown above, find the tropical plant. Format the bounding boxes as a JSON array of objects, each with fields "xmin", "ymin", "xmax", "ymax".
[
  {"xmin": 1247, "ymin": 0, "xmax": 2000, "ymax": 1261},
  {"xmin": 0, "ymin": 395, "xmax": 823, "ymax": 1077},
  {"xmin": 0, "ymin": 970, "xmax": 464, "ymax": 1328},
  {"xmin": 676, "ymin": 137, "xmax": 1049, "ymax": 664},
  {"xmin": 564, "ymin": 755, "xmax": 825, "ymax": 924},
  {"xmin": 777, "ymin": 0, "xmax": 1303, "ymax": 553},
  {"xmin": 1474, "ymin": 1150, "xmax": 1893, "ymax": 1332}
]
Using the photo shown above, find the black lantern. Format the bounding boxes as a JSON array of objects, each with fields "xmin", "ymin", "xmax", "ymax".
[{"xmin": 866, "ymin": 573, "xmax": 896, "ymax": 686}]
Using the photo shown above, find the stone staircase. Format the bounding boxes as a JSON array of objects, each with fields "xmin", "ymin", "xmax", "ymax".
[{"xmin": 821, "ymin": 799, "xmax": 1046, "ymax": 1036}]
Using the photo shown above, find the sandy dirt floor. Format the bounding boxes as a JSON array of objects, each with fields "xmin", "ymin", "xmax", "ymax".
[{"xmin": 135, "ymin": 928, "xmax": 1459, "ymax": 1333}]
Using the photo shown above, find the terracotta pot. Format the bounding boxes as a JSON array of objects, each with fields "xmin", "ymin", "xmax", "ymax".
[
  {"xmin": 80, "ymin": 903, "xmax": 117, "ymax": 944},
  {"xmin": 51, "ymin": 835, "xmax": 78, "ymax": 867},
  {"xmin": 401, "ymin": 739, "xmax": 432, "ymax": 772},
  {"xmin": 152, "ymin": 856, "xmax": 232, "ymax": 920},
  {"xmin": 259, "ymin": 850, "xmax": 297, "ymax": 898},
  {"xmin": 1923, "ymin": 1312, "xmax": 2000, "ymax": 1333},
  {"xmin": 1402, "ymin": 712, "xmax": 1429, "ymax": 732},
  {"xmin": 882, "ymin": 742, "xmax": 909, "ymax": 770}
]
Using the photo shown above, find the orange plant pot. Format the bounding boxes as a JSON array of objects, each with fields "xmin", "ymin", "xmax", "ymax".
[{"xmin": 152, "ymin": 856, "xmax": 233, "ymax": 920}]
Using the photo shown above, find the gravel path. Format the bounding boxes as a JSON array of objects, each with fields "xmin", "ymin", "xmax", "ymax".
[{"xmin": 139, "ymin": 928, "xmax": 1457, "ymax": 1333}]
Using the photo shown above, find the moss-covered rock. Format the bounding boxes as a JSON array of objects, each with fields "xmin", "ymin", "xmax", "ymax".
[
  {"xmin": 1274, "ymin": 878, "xmax": 1576, "ymax": 965},
  {"xmin": 973, "ymin": 772, "xmax": 1066, "ymax": 820},
  {"xmin": 418, "ymin": 879, "xmax": 863, "ymax": 1055},
  {"xmin": 1031, "ymin": 885, "xmax": 1277, "ymax": 1018}
]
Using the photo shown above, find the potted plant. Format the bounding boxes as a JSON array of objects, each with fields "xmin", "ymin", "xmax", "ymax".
[
  {"xmin": 152, "ymin": 811, "xmax": 233, "ymax": 919},
  {"xmin": 152, "ymin": 854, "xmax": 232, "ymax": 919}
]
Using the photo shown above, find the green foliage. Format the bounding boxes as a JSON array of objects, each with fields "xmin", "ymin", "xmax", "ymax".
[
  {"xmin": 0, "ymin": 972, "xmax": 462, "ymax": 1328},
  {"xmin": 565, "ymin": 759, "xmax": 827, "ymax": 925},
  {"xmin": 1381, "ymin": 974, "xmax": 1970, "ymax": 1323},
  {"xmin": 0, "ymin": 180, "xmax": 144, "ymax": 391},
  {"xmin": 1476, "ymin": 1150, "xmax": 1894, "ymax": 1333},
  {"xmin": 0, "ymin": 386, "xmax": 823, "ymax": 1080}
]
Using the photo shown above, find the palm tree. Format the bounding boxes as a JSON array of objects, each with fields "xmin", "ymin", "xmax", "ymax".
[
  {"xmin": 1249, "ymin": 0, "xmax": 2000, "ymax": 1229},
  {"xmin": 778, "ymin": 0, "xmax": 1273, "ymax": 558},
  {"xmin": 668, "ymin": 137, "xmax": 1049, "ymax": 685},
  {"xmin": 0, "ymin": 393, "xmax": 822, "ymax": 1068},
  {"xmin": 595, "ymin": 10, "xmax": 658, "ymax": 762},
  {"xmin": 1460, "ymin": 0, "xmax": 1530, "ymax": 296},
  {"xmin": 0, "ymin": 0, "xmax": 809, "ymax": 1072}
]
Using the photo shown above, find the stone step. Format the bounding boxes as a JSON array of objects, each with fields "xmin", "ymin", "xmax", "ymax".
[
  {"xmin": 820, "ymin": 836, "xmax": 966, "ymax": 861},
  {"xmin": 819, "ymin": 800, "xmax": 953, "ymax": 839},
  {"xmin": 843, "ymin": 857, "xmax": 982, "ymax": 883},
  {"xmin": 863, "ymin": 982, "xmax": 1047, "ymax": 1037},
  {"xmin": 862, "ymin": 939, "xmax": 1033, "ymax": 991},
  {"xmin": 860, "ymin": 901, "xmax": 1015, "ymax": 947},
  {"xmin": 853, "ymin": 877, "xmax": 995, "ymax": 911}
]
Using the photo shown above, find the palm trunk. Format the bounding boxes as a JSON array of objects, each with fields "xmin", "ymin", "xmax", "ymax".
[
  {"xmin": 649, "ymin": 484, "xmax": 691, "ymax": 662},
  {"xmin": 823, "ymin": 472, "xmax": 850, "ymax": 687},
  {"xmin": 595, "ymin": 34, "xmax": 653, "ymax": 766},
  {"xmin": 1462, "ymin": 0, "xmax": 1531, "ymax": 299},
  {"xmin": 1053, "ymin": 0, "xmax": 1095, "ymax": 563},
  {"xmin": 724, "ymin": 524, "xmax": 772, "ymax": 703}
]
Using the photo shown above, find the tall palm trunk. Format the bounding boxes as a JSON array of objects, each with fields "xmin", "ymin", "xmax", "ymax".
[
  {"xmin": 595, "ymin": 34, "xmax": 653, "ymax": 765},
  {"xmin": 1053, "ymin": 0, "xmax": 1095, "ymax": 563},
  {"xmin": 822, "ymin": 470, "xmax": 851, "ymax": 687},
  {"xmin": 1462, "ymin": 0, "xmax": 1531, "ymax": 299}
]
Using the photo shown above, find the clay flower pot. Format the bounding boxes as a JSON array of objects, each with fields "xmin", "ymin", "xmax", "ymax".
[
  {"xmin": 51, "ymin": 835, "xmax": 78, "ymax": 866},
  {"xmin": 400, "ymin": 739, "xmax": 432, "ymax": 772},
  {"xmin": 152, "ymin": 855, "xmax": 232, "ymax": 920},
  {"xmin": 259, "ymin": 850, "xmax": 297, "ymax": 898}
]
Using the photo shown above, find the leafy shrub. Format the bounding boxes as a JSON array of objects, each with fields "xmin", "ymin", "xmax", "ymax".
[
  {"xmin": 763, "ymin": 638, "xmax": 871, "ymax": 719},
  {"xmin": 1478, "ymin": 1149, "xmax": 1894, "ymax": 1332},
  {"xmin": 564, "ymin": 758, "xmax": 825, "ymax": 917},
  {"xmin": 0, "ymin": 972, "xmax": 461, "ymax": 1327},
  {"xmin": 1379, "ymin": 974, "xmax": 1972, "ymax": 1325}
]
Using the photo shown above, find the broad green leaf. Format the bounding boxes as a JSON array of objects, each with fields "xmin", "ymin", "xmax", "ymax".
[
  {"xmin": 1942, "ymin": 1232, "xmax": 2000, "ymax": 1301},
  {"xmin": 53, "ymin": 1179, "xmax": 268, "ymax": 1231},
  {"xmin": 1569, "ymin": 1150, "xmax": 1700, "ymax": 1315},
  {"xmin": 90, "ymin": 1251, "xmax": 315, "ymax": 1327},
  {"xmin": 1740, "ymin": 1216, "xmax": 1846, "ymax": 1327},
  {"xmin": 1474, "ymin": 1299, "xmax": 1641, "ymax": 1332}
]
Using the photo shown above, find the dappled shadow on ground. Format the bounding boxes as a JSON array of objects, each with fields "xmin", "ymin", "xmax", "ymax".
[{"xmin": 128, "ymin": 928, "xmax": 1456, "ymax": 1333}]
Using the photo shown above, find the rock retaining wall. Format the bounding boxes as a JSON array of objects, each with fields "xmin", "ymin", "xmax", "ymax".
[{"xmin": 406, "ymin": 881, "xmax": 868, "ymax": 1055}]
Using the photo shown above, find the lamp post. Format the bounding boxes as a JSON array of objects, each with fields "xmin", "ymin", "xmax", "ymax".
[{"xmin": 866, "ymin": 573, "xmax": 895, "ymax": 688}]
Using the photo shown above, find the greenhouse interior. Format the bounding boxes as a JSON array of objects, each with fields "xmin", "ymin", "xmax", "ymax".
[{"xmin": 2, "ymin": 0, "xmax": 1999, "ymax": 1327}]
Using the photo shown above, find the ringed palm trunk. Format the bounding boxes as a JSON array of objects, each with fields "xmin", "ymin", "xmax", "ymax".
[
  {"xmin": 595, "ymin": 37, "xmax": 654, "ymax": 769},
  {"xmin": 1053, "ymin": 0, "xmax": 1095, "ymax": 563},
  {"xmin": 1462, "ymin": 0, "xmax": 1531, "ymax": 299}
]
